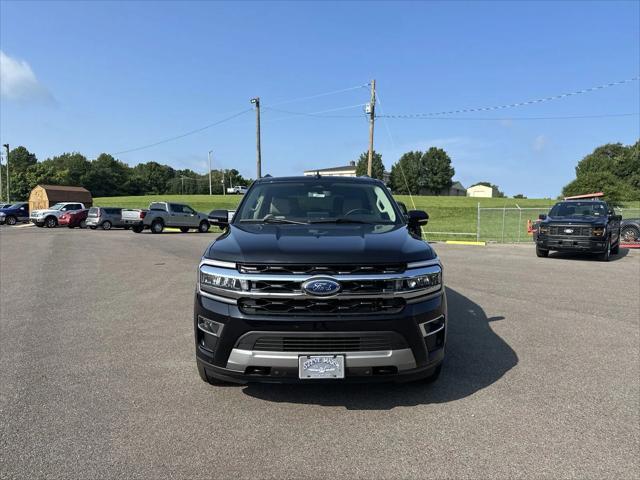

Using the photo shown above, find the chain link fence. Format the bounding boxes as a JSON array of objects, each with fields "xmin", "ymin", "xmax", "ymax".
[{"xmin": 422, "ymin": 205, "xmax": 640, "ymax": 244}]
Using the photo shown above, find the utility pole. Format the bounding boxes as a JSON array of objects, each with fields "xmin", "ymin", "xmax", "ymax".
[
  {"xmin": 222, "ymin": 169, "xmax": 226, "ymax": 196},
  {"xmin": 208, "ymin": 150, "xmax": 213, "ymax": 195},
  {"xmin": 0, "ymin": 151, "xmax": 3, "ymax": 202},
  {"xmin": 3, "ymin": 144, "xmax": 9, "ymax": 203},
  {"xmin": 367, "ymin": 80, "xmax": 376, "ymax": 177},
  {"xmin": 250, "ymin": 97, "xmax": 262, "ymax": 178}
]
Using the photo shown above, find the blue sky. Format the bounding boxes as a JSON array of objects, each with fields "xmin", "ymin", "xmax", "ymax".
[{"xmin": 1, "ymin": 0, "xmax": 638, "ymax": 198}]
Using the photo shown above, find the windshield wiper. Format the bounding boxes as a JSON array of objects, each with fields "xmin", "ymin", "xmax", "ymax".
[
  {"xmin": 309, "ymin": 218, "xmax": 374, "ymax": 224},
  {"xmin": 239, "ymin": 214, "xmax": 309, "ymax": 225}
]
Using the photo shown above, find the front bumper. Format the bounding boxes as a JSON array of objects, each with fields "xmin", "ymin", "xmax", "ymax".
[
  {"xmin": 194, "ymin": 290, "xmax": 447, "ymax": 383},
  {"xmin": 30, "ymin": 218, "xmax": 44, "ymax": 225},
  {"xmin": 537, "ymin": 235, "xmax": 607, "ymax": 252}
]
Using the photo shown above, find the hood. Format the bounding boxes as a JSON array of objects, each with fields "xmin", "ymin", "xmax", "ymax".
[
  {"xmin": 544, "ymin": 216, "xmax": 607, "ymax": 226},
  {"xmin": 206, "ymin": 223, "xmax": 436, "ymax": 264},
  {"xmin": 31, "ymin": 208, "xmax": 56, "ymax": 215}
]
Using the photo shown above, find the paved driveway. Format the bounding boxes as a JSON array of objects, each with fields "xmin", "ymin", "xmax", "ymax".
[{"xmin": 1, "ymin": 227, "xmax": 638, "ymax": 479}]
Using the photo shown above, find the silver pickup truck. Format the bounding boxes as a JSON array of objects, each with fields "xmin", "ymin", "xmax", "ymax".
[{"xmin": 121, "ymin": 202, "xmax": 210, "ymax": 234}]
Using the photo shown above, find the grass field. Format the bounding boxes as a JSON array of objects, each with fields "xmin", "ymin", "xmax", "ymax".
[{"xmin": 94, "ymin": 194, "xmax": 640, "ymax": 242}]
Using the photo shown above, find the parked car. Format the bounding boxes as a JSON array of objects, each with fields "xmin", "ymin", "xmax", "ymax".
[
  {"xmin": 535, "ymin": 199, "xmax": 621, "ymax": 261},
  {"xmin": 0, "ymin": 202, "xmax": 29, "ymax": 225},
  {"xmin": 59, "ymin": 208, "xmax": 89, "ymax": 229},
  {"xmin": 621, "ymin": 218, "xmax": 640, "ymax": 243},
  {"xmin": 195, "ymin": 175, "xmax": 443, "ymax": 386},
  {"xmin": 85, "ymin": 207, "xmax": 127, "ymax": 230},
  {"xmin": 226, "ymin": 185, "xmax": 248, "ymax": 195},
  {"xmin": 121, "ymin": 202, "xmax": 210, "ymax": 233},
  {"xmin": 30, "ymin": 202, "xmax": 86, "ymax": 228}
]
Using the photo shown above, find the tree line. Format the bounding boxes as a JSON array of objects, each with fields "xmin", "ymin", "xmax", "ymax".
[
  {"xmin": 7, "ymin": 141, "xmax": 633, "ymax": 202},
  {"xmin": 3, "ymin": 148, "xmax": 251, "ymax": 200},
  {"xmin": 562, "ymin": 141, "xmax": 639, "ymax": 203}
]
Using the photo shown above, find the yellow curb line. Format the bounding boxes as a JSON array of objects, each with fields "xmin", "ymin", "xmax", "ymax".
[{"xmin": 445, "ymin": 240, "xmax": 486, "ymax": 246}]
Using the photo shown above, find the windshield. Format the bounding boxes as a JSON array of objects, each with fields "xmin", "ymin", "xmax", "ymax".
[
  {"xmin": 50, "ymin": 203, "xmax": 65, "ymax": 210},
  {"xmin": 549, "ymin": 202, "xmax": 608, "ymax": 218},
  {"xmin": 234, "ymin": 181, "xmax": 400, "ymax": 225},
  {"xmin": 9, "ymin": 203, "xmax": 24, "ymax": 209}
]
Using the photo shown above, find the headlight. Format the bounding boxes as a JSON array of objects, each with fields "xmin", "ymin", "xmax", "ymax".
[
  {"xmin": 0, "ymin": 213, "xmax": 5, "ymax": 217},
  {"xmin": 199, "ymin": 269, "xmax": 248, "ymax": 292},
  {"xmin": 539, "ymin": 225, "xmax": 549, "ymax": 234},
  {"xmin": 592, "ymin": 226, "xmax": 605, "ymax": 236},
  {"xmin": 396, "ymin": 270, "xmax": 441, "ymax": 292}
]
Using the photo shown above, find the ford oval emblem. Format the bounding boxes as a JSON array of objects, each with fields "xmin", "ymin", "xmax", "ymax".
[{"xmin": 302, "ymin": 278, "xmax": 341, "ymax": 296}]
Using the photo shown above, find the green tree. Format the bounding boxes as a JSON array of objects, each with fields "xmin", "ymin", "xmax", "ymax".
[
  {"xmin": 83, "ymin": 154, "xmax": 131, "ymax": 197},
  {"xmin": 355, "ymin": 151, "xmax": 385, "ymax": 180},
  {"xmin": 7, "ymin": 146, "xmax": 38, "ymax": 200},
  {"xmin": 389, "ymin": 151, "xmax": 422, "ymax": 194},
  {"xmin": 421, "ymin": 147, "xmax": 455, "ymax": 194},
  {"xmin": 562, "ymin": 141, "xmax": 640, "ymax": 202}
]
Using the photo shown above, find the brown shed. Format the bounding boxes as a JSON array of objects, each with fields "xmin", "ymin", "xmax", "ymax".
[{"xmin": 29, "ymin": 185, "xmax": 93, "ymax": 211}]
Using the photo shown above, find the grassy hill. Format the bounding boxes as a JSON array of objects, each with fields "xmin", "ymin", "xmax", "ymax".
[{"xmin": 94, "ymin": 194, "xmax": 640, "ymax": 242}]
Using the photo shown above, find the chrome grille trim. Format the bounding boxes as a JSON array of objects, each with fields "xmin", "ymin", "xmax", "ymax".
[{"xmin": 198, "ymin": 264, "xmax": 443, "ymax": 302}]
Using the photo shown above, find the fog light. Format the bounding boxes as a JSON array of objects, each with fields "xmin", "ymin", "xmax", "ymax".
[{"xmin": 197, "ymin": 316, "xmax": 223, "ymax": 336}]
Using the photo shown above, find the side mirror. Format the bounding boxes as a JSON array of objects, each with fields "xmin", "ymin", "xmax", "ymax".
[
  {"xmin": 538, "ymin": 214, "xmax": 547, "ymax": 220},
  {"xmin": 408, "ymin": 210, "xmax": 429, "ymax": 227},
  {"xmin": 208, "ymin": 209, "xmax": 229, "ymax": 227}
]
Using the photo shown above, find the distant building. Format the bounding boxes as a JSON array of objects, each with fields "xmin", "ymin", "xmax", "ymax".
[
  {"xmin": 421, "ymin": 181, "xmax": 467, "ymax": 196},
  {"xmin": 304, "ymin": 161, "xmax": 357, "ymax": 177},
  {"xmin": 28, "ymin": 184, "xmax": 93, "ymax": 211},
  {"xmin": 466, "ymin": 184, "xmax": 494, "ymax": 198}
]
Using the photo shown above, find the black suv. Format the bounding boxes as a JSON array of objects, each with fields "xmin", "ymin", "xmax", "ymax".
[
  {"xmin": 535, "ymin": 200, "xmax": 621, "ymax": 261},
  {"xmin": 194, "ymin": 176, "xmax": 446, "ymax": 384}
]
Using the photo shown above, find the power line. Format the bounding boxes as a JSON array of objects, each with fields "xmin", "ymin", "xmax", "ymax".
[
  {"xmin": 266, "ymin": 84, "xmax": 369, "ymax": 107},
  {"xmin": 113, "ymin": 108, "xmax": 253, "ymax": 155},
  {"xmin": 263, "ymin": 103, "xmax": 367, "ymax": 119},
  {"xmin": 376, "ymin": 91, "xmax": 416, "ymax": 210},
  {"xmin": 378, "ymin": 77, "xmax": 640, "ymax": 119},
  {"xmin": 381, "ymin": 112, "xmax": 640, "ymax": 121}
]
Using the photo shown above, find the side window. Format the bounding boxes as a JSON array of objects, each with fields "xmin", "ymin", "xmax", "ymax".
[
  {"xmin": 183, "ymin": 206, "xmax": 195, "ymax": 215},
  {"xmin": 170, "ymin": 204, "xmax": 184, "ymax": 213}
]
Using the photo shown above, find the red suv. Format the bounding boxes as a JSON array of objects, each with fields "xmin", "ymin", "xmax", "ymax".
[{"xmin": 59, "ymin": 209, "xmax": 89, "ymax": 229}]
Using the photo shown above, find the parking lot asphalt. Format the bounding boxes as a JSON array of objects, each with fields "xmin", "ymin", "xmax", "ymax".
[{"xmin": 1, "ymin": 226, "xmax": 638, "ymax": 479}]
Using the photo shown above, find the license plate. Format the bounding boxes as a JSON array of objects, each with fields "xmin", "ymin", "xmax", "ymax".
[{"xmin": 298, "ymin": 355, "xmax": 345, "ymax": 379}]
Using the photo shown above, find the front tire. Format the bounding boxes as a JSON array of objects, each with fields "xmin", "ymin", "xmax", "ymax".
[
  {"xmin": 151, "ymin": 219, "xmax": 164, "ymax": 234},
  {"xmin": 180, "ymin": 227, "xmax": 190, "ymax": 233},
  {"xmin": 536, "ymin": 246, "xmax": 549, "ymax": 258},
  {"xmin": 599, "ymin": 239, "xmax": 611, "ymax": 262},
  {"xmin": 102, "ymin": 220, "xmax": 112, "ymax": 230},
  {"xmin": 80, "ymin": 220, "xmax": 87, "ymax": 229},
  {"xmin": 45, "ymin": 216, "xmax": 58, "ymax": 228},
  {"xmin": 6, "ymin": 215, "xmax": 17, "ymax": 226},
  {"xmin": 198, "ymin": 221, "xmax": 210, "ymax": 233},
  {"xmin": 132, "ymin": 225, "xmax": 144, "ymax": 233}
]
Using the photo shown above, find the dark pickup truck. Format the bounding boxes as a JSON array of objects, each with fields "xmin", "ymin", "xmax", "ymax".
[
  {"xmin": 535, "ymin": 199, "xmax": 621, "ymax": 261},
  {"xmin": 194, "ymin": 176, "xmax": 446, "ymax": 385}
]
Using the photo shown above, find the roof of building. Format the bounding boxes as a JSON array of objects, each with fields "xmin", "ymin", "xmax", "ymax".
[
  {"xmin": 303, "ymin": 165, "xmax": 357, "ymax": 174},
  {"xmin": 38, "ymin": 185, "xmax": 91, "ymax": 193},
  {"xmin": 451, "ymin": 181, "xmax": 466, "ymax": 190}
]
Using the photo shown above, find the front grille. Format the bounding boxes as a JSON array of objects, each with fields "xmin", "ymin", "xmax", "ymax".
[
  {"xmin": 549, "ymin": 225, "xmax": 591, "ymax": 236},
  {"xmin": 238, "ymin": 263, "xmax": 405, "ymax": 275},
  {"xmin": 249, "ymin": 279, "xmax": 396, "ymax": 295},
  {"xmin": 248, "ymin": 332, "xmax": 407, "ymax": 352},
  {"xmin": 238, "ymin": 297, "xmax": 406, "ymax": 316}
]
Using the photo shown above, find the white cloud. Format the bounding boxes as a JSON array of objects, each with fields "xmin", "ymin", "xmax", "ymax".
[
  {"xmin": 533, "ymin": 134, "xmax": 548, "ymax": 152},
  {"xmin": 0, "ymin": 50, "xmax": 53, "ymax": 102}
]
